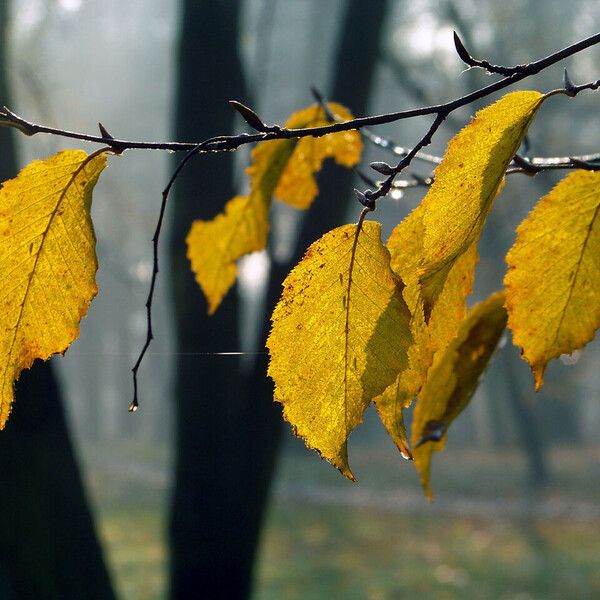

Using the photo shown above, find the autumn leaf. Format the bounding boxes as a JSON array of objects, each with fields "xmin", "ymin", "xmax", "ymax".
[
  {"xmin": 378, "ymin": 92, "xmax": 544, "ymax": 448},
  {"xmin": 418, "ymin": 90, "xmax": 545, "ymax": 314},
  {"xmin": 411, "ymin": 292, "xmax": 508, "ymax": 499},
  {"xmin": 505, "ymin": 170, "xmax": 600, "ymax": 389},
  {"xmin": 0, "ymin": 149, "xmax": 107, "ymax": 427},
  {"xmin": 273, "ymin": 103, "xmax": 362, "ymax": 209},
  {"xmin": 187, "ymin": 102, "xmax": 362, "ymax": 314},
  {"xmin": 375, "ymin": 92, "xmax": 541, "ymax": 454},
  {"xmin": 374, "ymin": 244, "xmax": 477, "ymax": 456},
  {"xmin": 267, "ymin": 221, "xmax": 412, "ymax": 480},
  {"xmin": 376, "ymin": 202, "xmax": 478, "ymax": 449},
  {"xmin": 186, "ymin": 193, "xmax": 272, "ymax": 315}
]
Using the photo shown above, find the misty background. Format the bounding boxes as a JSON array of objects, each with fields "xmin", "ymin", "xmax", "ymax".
[{"xmin": 2, "ymin": 0, "xmax": 599, "ymax": 598}]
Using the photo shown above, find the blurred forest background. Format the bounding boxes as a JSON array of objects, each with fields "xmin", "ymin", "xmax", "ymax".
[{"xmin": 1, "ymin": 0, "xmax": 599, "ymax": 598}]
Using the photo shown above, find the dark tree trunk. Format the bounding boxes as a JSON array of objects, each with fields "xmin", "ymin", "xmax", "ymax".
[
  {"xmin": 168, "ymin": 1, "xmax": 252, "ymax": 598},
  {"xmin": 0, "ymin": 7, "xmax": 115, "ymax": 599},
  {"xmin": 0, "ymin": 368, "xmax": 116, "ymax": 599},
  {"xmin": 168, "ymin": 2, "xmax": 390, "ymax": 598}
]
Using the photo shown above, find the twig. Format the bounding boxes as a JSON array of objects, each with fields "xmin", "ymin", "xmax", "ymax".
[
  {"xmin": 453, "ymin": 31, "xmax": 529, "ymax": 76},
  {"xmin": 356, "ymin": 168, "xmax": 432, "ymax": 192},
  {"xmin": 361, "ymin": 128, "xmax": 443, "ymax": 166},
  {"xmin": 129, "ymin": 142, "xmax": 206, "ymax": 412},
  {"xmin": 363, "ymin": 113, "xmax": 446, "ymax": 208},
  {"xmin": 507, "ymin": 155, "xmax": 600, "ymax": 175}
]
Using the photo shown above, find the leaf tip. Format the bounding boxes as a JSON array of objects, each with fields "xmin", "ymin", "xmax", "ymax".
[
  {"xmin": 399, "ymin": 443, "xmax": 413, "ymax": 461},
  {"xmin": 418, "ymin": 466, "xmax": 434, "ymax": 501},
  {"xmin": 0, "ymin": 404, "xmax": 10, "ymax": 430},
  {"xmin": 332, "ymin": 446, "xmax": 356, "ymax": 482},
  {"xmin": 533, "ymin": 365, "xmax": 545, "ymax": 391}
]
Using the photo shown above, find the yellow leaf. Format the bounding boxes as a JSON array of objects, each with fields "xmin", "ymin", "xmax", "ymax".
[
  {"xmin": 187, "ymin": 193, "xmax": 271, "ymax": 314},
  {"xmin": 187, "ymin": 102, "xmax": 362, "ymax": 314},
  {"xmin": 505, "ymin": 170, "xmax": 600, "ymax": 389},
  {"xmin": 274, "ymin": 103, "xmax": 362, "ymax": 209},
  {"xmin": 411, "ymin": 292, "xmax": 508, "ymax": 499},
  {"xmin": 378, "ymin": 91, "xmax": 543, "ymax": 450},
  {"xmin": 0, "ymin": 150, "xmax": 107, "ymax": 427},
  {"xmin": 267, "ymin": 221, "xmax": 412, "ymax": 480},
  {"xmin": 373, "ymin": 387, "xmax": 412, "ymax": 460},
  {"xmin": 418, "ymin": 91, "xmax": 544, "ymax": 313},
  {"xmin": 376, "ymin": 204, "xmax": 478, "ymax": 449}
]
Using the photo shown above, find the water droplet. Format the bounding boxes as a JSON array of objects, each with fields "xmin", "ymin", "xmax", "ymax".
[
  {"xmin": 128, "ymin": 402, "xmax": 138, "ymax": 413},
  {"xmin": 390, "ymin": 188, "xmax": 404, "ymax": 201}
]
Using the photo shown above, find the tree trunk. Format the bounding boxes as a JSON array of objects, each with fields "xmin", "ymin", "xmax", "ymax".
[
  {"xmin": 0, "ymin": 369, "xmax": 116, "ymax": 599},
  {"xmin": 0, "ymin": 3, "xmax": 116, "ymax": 598},
  {"xmin": 168, "ymin": 1, "xmax": 253, "ymax": 598},
  {"xmin": 168, "ymin": 2, "xmax": 390, "ymax": 597}
]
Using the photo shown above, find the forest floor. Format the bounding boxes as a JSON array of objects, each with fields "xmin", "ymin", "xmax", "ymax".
[{"xmin": 83, "ymin": 439, "xmax": 600, "ymax": 599}]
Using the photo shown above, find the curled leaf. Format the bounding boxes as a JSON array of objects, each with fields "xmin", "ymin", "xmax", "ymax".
[
  {"xmin": 377, "ymin": 205, "xmax": 478, "ymax": 445},
  {"xmin": 411, "ymin": 292, "xmax": 508, "ymax": 499},
  {"xmin": 378, "ymin": 92, "xmax": 541, "ymax": 457}
]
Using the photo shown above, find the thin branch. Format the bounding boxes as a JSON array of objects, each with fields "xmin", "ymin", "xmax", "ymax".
[
  {"xmin": 559, "ymin": 68, "xmax": 600, "ymax": 97},
  {"xmin": 363, "ymin": 113, "xmax": 446, "ymax": 208},
  {"xmin": 1, "ymin": 32, "xmax": 599, "ymax": 154},
  {"xmin": 361, "ymin": 128, "xmax": 442, "ymax": 166},
  {"xmin": 356, "ymin": 168, "xmax": 432, "ymax": 192},
  {"xmin": 361, "ymin": 148, "xmax": 600, "ymax": 194},
  {"xmin": 507, "ymin": 154, "xmax": 600, "ymax": 175},
  {"xmin": 129, "ymin": 142, "xmax": 206, "ymax": 412}
]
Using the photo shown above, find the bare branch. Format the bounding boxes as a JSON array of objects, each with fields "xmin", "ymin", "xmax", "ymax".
[{"xmin": 0, "ymin": 31, "xmax": 599, "ymax": 155}]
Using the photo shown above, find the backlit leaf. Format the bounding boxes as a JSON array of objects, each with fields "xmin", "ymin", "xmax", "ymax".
[
  {"xmin": 187, "ymin": 193, "xmax": 271, "ymax": 315},
  {"xmin": 411, "ymin": 292, "xmax": 508, "ymax": 499},
  {"xmin": 505, "ymin": 170, "xmax": 600, "ymax": 389},
  {"xmin": 274, "ymin": 103, "xmax": 362, "ymax": 209},
  {"xmin": 187, "ymin": 102, "xmax": 362, "ymax": 314},
  {"xmin": 378, "ymin": 91, "xmax": 543, "ymax": 450},
  {"xmin": 377, "ymin": 202, "xmax": 478, "ymax": 449},
  {"xmin": 418, "ymin": 91, "xmax": 544, "ymax": 314},
  {"xmin": 0, "ymin": 150, "xmax": 107, "ymax": 427},
  {"xmin": 267, "ymin": 221, "xmax": 412, "ymax": 480}
]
